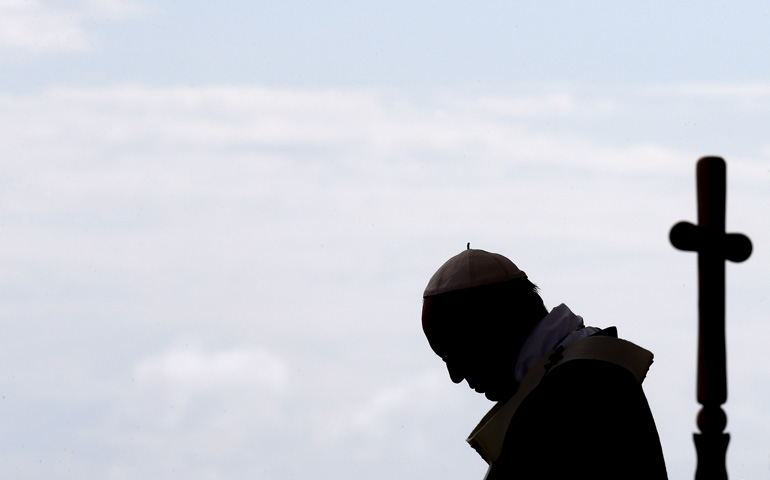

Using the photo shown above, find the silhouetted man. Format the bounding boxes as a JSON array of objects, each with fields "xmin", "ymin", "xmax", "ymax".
[{"xmin": 422, "ymin": 248, "xmax": 667, "ymax": 479}]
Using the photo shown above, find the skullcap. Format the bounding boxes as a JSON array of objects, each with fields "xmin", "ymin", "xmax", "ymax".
[{"xmin": 423, "ymin": 248, "xmax": 527, "ymax": 297}]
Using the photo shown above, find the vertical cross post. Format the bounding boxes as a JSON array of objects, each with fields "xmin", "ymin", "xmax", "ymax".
[{"xmin": 670, "ymin": 156, "xmax": 752, "ymax": 480}]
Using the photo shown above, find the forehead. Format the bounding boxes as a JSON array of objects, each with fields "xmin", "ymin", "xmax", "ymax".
[{"xmin": 422, "ymin": 295, "xmax": 481, "ymax": 355}]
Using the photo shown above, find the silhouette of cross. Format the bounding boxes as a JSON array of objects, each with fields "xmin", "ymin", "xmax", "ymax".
[{"xmin": 670, "ymin": 156, "xmax": 752, "ymax": 480}]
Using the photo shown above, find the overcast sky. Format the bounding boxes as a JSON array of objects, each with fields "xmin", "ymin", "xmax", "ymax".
[{"xmin": 2, "ymin": 1, "xmax": 770, "ymax": 479}]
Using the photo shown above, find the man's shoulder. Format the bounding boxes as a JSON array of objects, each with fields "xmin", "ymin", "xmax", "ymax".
[
  {"xmin": 514, "ymin": 341, "xmax": 657, "ymax": 434},
  {"xmin": 593, "ymin": 326, "xmax": 618, "ymax": 338},
  {"xmin": 548, "ymin": 331, "xmax": 654, "ymax": 384},
  {"xmin": 541, "ymin": 351, "xmax": 644, "ymax": 390}
]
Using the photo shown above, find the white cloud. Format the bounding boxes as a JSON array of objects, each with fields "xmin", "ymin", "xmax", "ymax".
[
  {"xmin": 649, "ymin": 82, "xmax": 770, "ymax": 99},
  {"xmin": 456, "ymin": 92, "xmax": 615, "ymax": 118},
  {"xmin": 125, "ymin": 345, "xmax": 290, "ymax": 431},
  {"xmin": 77, "ymin": 0, "xmax": 145, "ymax": 16},
  {"xmin": 133, "ymin": 346, "xmax": 290, "ymax": 394},
  {"xmin": 0, "ymin": 83, "xmax": 767, "ymax": 480},
  {"xmin": 324, "ymin": 372, "xmax": 446, "ymax": 440},
  {"xmin": 0, "ymin": 84, "xmax": 694, "ymax": 179},
  {"xmin": 0, "ymin": 0, "xmax": 146, "ymax": 53},
  {"xmin": 0, "ymin": 0, "xmax": 88, "ymax": 52}
]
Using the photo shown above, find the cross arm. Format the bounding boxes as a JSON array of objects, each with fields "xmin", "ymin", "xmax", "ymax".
[{"xmin": 670, "ymin": 222, "xmax": 752, "ymax": 262}]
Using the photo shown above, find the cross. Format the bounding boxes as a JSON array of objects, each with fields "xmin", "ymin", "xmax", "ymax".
[{"xmin": 669, "ymin": 156, "xmax": 752, "ymax": 480}]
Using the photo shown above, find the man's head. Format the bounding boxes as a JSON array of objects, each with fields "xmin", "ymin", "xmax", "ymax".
[{"xmin": 421, "ymin": 249, "xmax": 547, "ymax": 402}]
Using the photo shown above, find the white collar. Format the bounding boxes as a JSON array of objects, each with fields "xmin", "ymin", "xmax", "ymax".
[{"xmin": 513, "ymin": 304, "xmax": 598, "ymax": 382}]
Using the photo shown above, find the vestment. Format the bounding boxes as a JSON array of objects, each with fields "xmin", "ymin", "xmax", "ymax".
[{"xmin": 470, "ymin": 305, "xmax": 668, "ymax": 480}]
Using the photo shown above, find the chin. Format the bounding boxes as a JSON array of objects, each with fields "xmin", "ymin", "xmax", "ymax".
[
  {"xmin": 484, "ymin": 386, "xmax": 516, "ymax": 402},
  {"xmin": 484, "ymin": 390, "xmax": 501, "ymax": 401}
]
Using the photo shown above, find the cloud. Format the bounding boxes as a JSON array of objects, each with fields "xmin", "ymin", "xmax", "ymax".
[
  {"xmin": 122, "ymin": 345, "xmax": 291, "ymax": 433},
  {"xmin": 454, "ymin": 92, "xmax": 615, "ymax": 118},
  {"xmin": 323, "ymin": 371, "xmax": 445, "ymax": 441},
  {"xmin": 648, "ymin": 82, "xmax": 770, "ymax": 100},
  {"xmin": 0, "ymin": 0, "xmax": 145, "ymax": 53},
  {"xmin": 0, "ymin": 84, "xmax": 695, "ymax": 190},
  {"xmin": 0, "ymin": 83, "xmax": 767, "ymax": 480},
  {"xmin": 0, "ymin": 0, "xmax": 88, "ymax": 52},
  {"xmin": 134, "ymin": 346, "xmax": 289, "ymax": 393}
]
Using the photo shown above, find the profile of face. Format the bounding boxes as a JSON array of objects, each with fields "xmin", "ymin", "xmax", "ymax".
[{"xmin": 422, "ymin": 295, "xmax": 522, "ymax": 402}]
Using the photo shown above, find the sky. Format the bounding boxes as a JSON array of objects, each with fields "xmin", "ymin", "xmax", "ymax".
[{"xmin": 1, "ymin": 1, "xmax": 770, "ymax": 479}]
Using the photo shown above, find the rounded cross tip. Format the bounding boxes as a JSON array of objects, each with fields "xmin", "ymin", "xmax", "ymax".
[
  {"xmin": 670, "ymin": 221, "xmax": 700, "ymax": 252},
  {"xmin": 697, "ymin": 156, "xmax": 726, "ymax": 166},
  {"xmin": 725, "ymin": 233, "xmax": 752, "ymax": 263}
]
